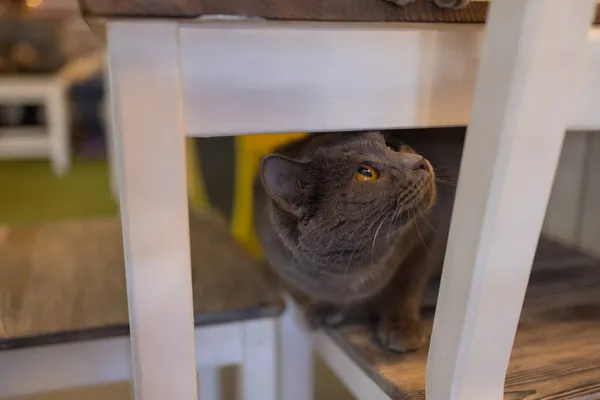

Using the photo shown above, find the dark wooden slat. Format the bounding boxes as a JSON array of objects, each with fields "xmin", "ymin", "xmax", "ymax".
[
  {"xmin": 78, "ymin": 0, "xmax": 203, "ymax": 18},
  {"xmin": 199, "ymin": 0, "xmax": 490, "ymax": 23},
  {"xmin": 326, "ymin": 239, "xmax": 600, "ymax": 400},
  {"xmin": 0, "ymin": 212, "xmax": 283, "ymax": 351},
  {"xmin": 79, "ymin": 0, "xmax": 600, "ymax": 25}
]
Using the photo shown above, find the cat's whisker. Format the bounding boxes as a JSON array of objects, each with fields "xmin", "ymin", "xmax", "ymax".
[
  {"xmin": 432, "ymin": 169, "xmax": 454, "ymax": 177},
  {"xmin": 386, "ymin": 204, "xmax": 403, "ymax": 244},
  {"xmin": 431, "ymin": 162, "xmax": 457, "ymax": 171},
  {"xmin": 411, "ymin": 209, "xmax": 429, "ymax": 253},
  {"xmin": 435, "ymin": 177, "xmax": 455, "ymax": 183},
  {"xmin": 435, "ymin": 178, "xmax": 457, "ymax": 187},
  {"xmin": 370, "ymin": 215, "xmax": 389, "ymax": 263},
  {"xmin": 345, "ymin": 206, "xmax": 390, "ymax": 276},
  {"xmin": 324, "ymin": 204, "xmax": 385, "ymax": 252},
  {"xmin": 419, "ymin": 213, "xmax": 437, "ymax": 233},
  {"xmin": 434, "ymin": 171, "xmax": 456, "ymax": 178}
]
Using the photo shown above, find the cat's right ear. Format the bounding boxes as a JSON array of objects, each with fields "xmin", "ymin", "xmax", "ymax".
[{"xmin": 260, "ymin": 154, "xmax": 310, "ymax": 218}]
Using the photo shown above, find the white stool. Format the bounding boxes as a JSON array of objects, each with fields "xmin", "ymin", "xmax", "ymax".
[
  {"xmin": 0, "ymin": 75, "xmax": 70, "ymax": 176},
  {"xmin": 0, "ymin": 215, "xmax": 281, "ymax": 400}
]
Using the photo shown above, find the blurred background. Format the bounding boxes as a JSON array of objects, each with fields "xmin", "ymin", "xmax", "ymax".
[{"xmin": 0, "ymin": 0, "xmax": 114, "ymax": 225}]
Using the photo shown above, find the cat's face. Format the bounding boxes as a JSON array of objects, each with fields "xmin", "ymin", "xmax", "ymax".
[{"xmin": 260, "ymin": 131, "xmax": 436, "ymax": 274}]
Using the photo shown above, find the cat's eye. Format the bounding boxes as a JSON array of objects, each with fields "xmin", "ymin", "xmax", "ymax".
[
  {"xmin": 355, "ymin": 165, "xmax": 378, "ymax": 181},
  {"xmin": 386, "ymin": 143, "xmax": 399, "ymax": 152}
]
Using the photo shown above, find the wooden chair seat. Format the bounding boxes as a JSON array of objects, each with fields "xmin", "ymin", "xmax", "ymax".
[
  {"xmin": 0, "ymin": 212, "xmax": 284, "ymax": 351},
  {"xmin": 322, "ymin": 239, "xmax": 600, "ymax": 399}
]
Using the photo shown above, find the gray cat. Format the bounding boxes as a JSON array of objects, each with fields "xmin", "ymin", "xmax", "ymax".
[{"xmin": 254, "ymin": 128, "xmax": 464, "ymax": 352}]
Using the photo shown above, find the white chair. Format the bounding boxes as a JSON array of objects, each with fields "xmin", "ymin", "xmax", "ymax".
[
  {"xmin": 0, "ymin": 213, "xmax": 282, "ymax": 400},
  {"xmin": 25, "ymin": 0, "xmax": 598, "ymax": 399}
]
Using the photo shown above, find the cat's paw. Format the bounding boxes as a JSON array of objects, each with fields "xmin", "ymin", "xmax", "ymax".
[
  {"xmin": 376, "ymin": 320, "xmax": 427, "ymax": 353},
  {"xmin": 383, "ymin": 0, "xmax": 418, "ymax": 7},
  {"xmin": 431, "ymin": 0, "xmax": 471, "ymax": 9}
]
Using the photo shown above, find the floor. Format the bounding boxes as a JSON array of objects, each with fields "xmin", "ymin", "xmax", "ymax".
[
  {"xmin": 0, "ymin": 159, "xmax": 117, "ymax": 226},
  {"xmin": 0, "ymin": 156, "xmax": 354, "ymax": 400}
]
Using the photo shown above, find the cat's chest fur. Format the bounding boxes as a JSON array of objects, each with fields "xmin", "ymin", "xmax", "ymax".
[{"xmin": 253, "ymin": 129, "xmax": 464, "ymax": 307}]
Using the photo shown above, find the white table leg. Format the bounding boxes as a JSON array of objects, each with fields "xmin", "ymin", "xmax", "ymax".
[
  {"xmin": 107, "ymin": 21, "xmax": 198, "ymax": 400},
  {"xmin": 238, "ymin": 319, "xmax": 277, "ymax": 400},
  {"xmin": 47, "ymin": 81, "xmax": 70, "ymax": 176},
  {"xmin": 280, "ymin": 298, "xmax": 314, "ymax": 400},
  {"xmin": 426, "ymin": 1, "xmax": 596, "ymax": 399},
  {"xmin": 198, "ymin": 367, "xmax": 221, "ymax": 400}
]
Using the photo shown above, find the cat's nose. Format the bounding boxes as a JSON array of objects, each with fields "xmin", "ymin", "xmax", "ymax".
[{"xmin": 412, "ymin": 158, "xmax": 430, "ymax": 172}]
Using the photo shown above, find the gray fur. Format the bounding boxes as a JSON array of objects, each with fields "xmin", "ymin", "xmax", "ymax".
[{"xmin": 254, "ymin": 128, "xmax": 464, "ymax": 351}]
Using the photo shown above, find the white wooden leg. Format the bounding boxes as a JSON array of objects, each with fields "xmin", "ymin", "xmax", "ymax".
[
  {"xmin": 47, "ymin": 81, "xmax": 70, "ymax": 176},
  {"xmin": 107, "ymin": 21, "xmax": 198, "ymax": 400},
  {"xmin": 198, "ymin": 367, "xmax": 221, "ymax": 400},
  {"xmin": 426, "ymin": 1, "xmax": 596, "ymax": 400},
  {"xmin": 238, "ymin": 319, "xmax": 277, "ymax": 400},
  {"xmin": 280, "ymin": 298, "xmax": 314, "ymax": 400}
]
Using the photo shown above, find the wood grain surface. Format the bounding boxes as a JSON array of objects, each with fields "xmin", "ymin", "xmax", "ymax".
[
  {"xmin": 78, "ymin": 0, "xmax": 203, "ymax": 18},
  {"xmin": 0, "ymin": 212, "xmax": 283, "ymax": 350},
  {"xmin": 79, "ymin": 0, "xmax": 600, "ymax": 24},
  {"xmin": 328, "ymin": 239, "xmax": 600, "ymax": 400}
]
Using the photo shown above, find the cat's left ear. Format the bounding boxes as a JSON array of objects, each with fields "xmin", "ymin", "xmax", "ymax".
[{"xmin": 260, "ymin": 154, "xmax": 311, "ymax": 218}]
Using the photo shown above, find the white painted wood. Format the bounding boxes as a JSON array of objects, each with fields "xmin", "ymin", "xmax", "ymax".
[
  {"xmin": 570, "ymin": 30, "xmax": 600, "ymax": 130},
  {"xmin": 179, "ymin": 22, "xmax": 480, "ymax": 136},
  {"xmin": 280, "ymin": 298, "xmax": 314, "ymax": 400},
  {"xmin": 579, "ymin": 132, "xmax": 600, "ymax": 256},
  {"xmin": 542, "ymin": 131, "xmax": 589, "ymax": 245},
  {"xmin": 0, "ymin": 323, "xmax": 245, "ymax": 398},
  {"xmin": 46, "ymin": 81, "xmax": 71, "ymax": 176},
  {"xmin": 0, "ymin": 337, "xmax": 132, "ymax": 398},
  {"xmin": 426, "ymin": 1, "xmax": 596, "ymax": 400},
  {"xmin": 0, "ymin": 76, "xmax": 70, "ymax": 175},
  {"xmin": 179, "ymin": 22, "xmax": 600, "ymax": 136},
  {"xmin": 194, "ymin": 322, "xmax": 244, "ymax": 368},
  {"xmin": 107, "ymin": 21, "xmax": 198, "ymax": 400},
  {"xmin": 0, "ymin": 76, "xmax": 62, "ymax": 102},
  {"xmin": 198, "ymin": 367, "xmax": 221, "ymax": 400},
  {"xmin": 0, "ymin": 128, "xmax": 49, "ymax": 158},
  {"xmin": 312, "ymin": 331, "xmax": 389, "ymax": 400},
  {"xmin": 238, "ymin": 319, "xmax": 277, "ymax": 400}
]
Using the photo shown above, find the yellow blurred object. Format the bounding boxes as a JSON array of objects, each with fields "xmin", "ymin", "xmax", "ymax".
[
  {"xmin": 186, "ymin": 133, "xmax": 308, "ymax": 257},
  {"xmin": 26, "ymin": 0, "xmax": 42, "ymax": 8},
  {"xmin": 186, "ymin": 138, "xmax": 210, "ymax": 213},
  {"xmin": 231, "ymin": 133, "xmax": 308, "ymax": 257}
]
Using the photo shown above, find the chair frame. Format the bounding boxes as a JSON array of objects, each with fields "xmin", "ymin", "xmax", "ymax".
[{"xmin": 4, "ymin": 1, "xmax": 599, "ymax": 399}]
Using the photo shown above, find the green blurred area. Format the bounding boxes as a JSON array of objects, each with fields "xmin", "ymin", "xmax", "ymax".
[{"xmin": 0, "ymin": 159, "xmax": 117, "ymax": 226}]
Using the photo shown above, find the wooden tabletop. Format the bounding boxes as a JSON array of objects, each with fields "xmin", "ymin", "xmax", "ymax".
[
  {"xmin": 327, "ymin": 238, "xmax": 600, "ymax": 400},
  {"xmin": 0, "ymin": 212, "xmax": 283, "ymax": 350},
  {"xmin": 78, "ymin": 1, "xmax": 600, "ymax": 24}
]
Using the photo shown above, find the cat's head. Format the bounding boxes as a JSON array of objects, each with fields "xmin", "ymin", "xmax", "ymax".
[{"xmin": 260, "ymin": 131, "xmax": 436, "ymax": 274}]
